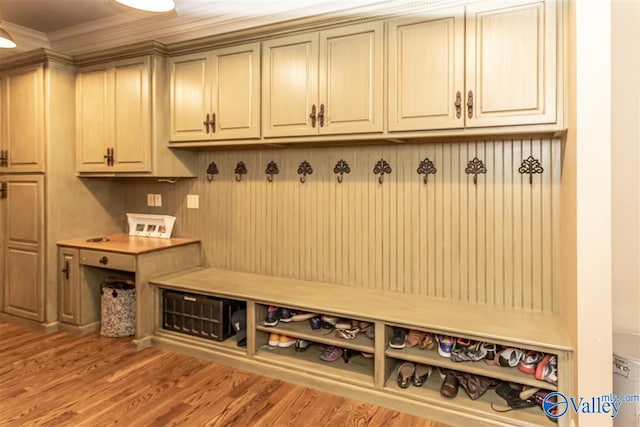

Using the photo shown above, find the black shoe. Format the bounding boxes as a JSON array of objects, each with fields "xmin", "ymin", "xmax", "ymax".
[
  {"xmin": 389, "ymin": 328, "xmax": 407, "ymax": 349},
  {"xmin": 280, "ymin": 308, "xmax": 294, "ymax": 323},
  {"xmin": 309, "ymin": 316, "xmax": 322, "ymax": 330},
  {"xmin": 263, "ymin": 306, "xmax": 280, "ymax": 327}
]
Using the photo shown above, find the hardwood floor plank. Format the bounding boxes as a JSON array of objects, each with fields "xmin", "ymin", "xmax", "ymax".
[{"xmin": 0, "ymin": 322, "xmax": 450, "ymax": 427}]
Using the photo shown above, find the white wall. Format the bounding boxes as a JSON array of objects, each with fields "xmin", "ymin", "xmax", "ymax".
[{"xmin": 612, "ymin": 0, "xmax": 640, "ymax": 335}]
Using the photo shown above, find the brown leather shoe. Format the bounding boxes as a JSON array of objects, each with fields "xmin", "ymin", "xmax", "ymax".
[{"xmin": 440, "ymin": 370, "xmax": 459, "ymax": 398}]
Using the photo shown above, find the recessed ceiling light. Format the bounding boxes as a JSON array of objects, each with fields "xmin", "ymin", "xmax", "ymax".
[
  {"xmin": 0, "ymin": 25, "xmax": 16, "ymax": 49},
  {"xmin": 114, "ymin": 0, "xmax": 176, "ymax": 12}
]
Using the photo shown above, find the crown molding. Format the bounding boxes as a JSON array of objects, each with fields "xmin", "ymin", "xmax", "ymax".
[{"xmin": 0, "ymin": 48, "xmax": 74, "ymax": 71}]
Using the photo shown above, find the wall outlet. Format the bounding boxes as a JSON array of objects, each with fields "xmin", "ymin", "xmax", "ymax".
[
  {"xmin": 154, "ymin": 194, "xmax": 162, "ymax": 207},
  {"xmin": 147, "ymin": 193, "xmax": 155, "ymax": 207},
  {"xmin": 187, "ymin": 194, "xmax": 199, "ymax": 209}
]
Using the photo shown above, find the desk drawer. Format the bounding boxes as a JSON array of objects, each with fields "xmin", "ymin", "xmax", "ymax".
[{"xmin": 80, "ymin": 249, "xmax": 136, "ymax": 272}]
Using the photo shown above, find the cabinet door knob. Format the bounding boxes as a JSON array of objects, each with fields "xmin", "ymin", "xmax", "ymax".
[
  {"xmin": 62, "ymin": 261, "xmax": 70, "ymax": 280},
  {"xmin": 467, "ymin": 90, "xmax": 474, "ymax": 119},
  {"xmin": 309, "ymin": 104, "xmax": 317, "ymax": 128},
  {"xmin": 0, "ymin": 182, "xmax": 6, "ymax": 199},
  {"xmin": 318, "ymin": 103, "xmax": 325, "ymax": 128},
  {"xmin": 203, "ymin": 113, "xmax": 210, "ymax": 133},
  {"xmin": 99, "ymin": 256, "xmax": 108, "ymax": 265},
  {"xmin": 455, "ymin": 91, "xmax": 462, "ymax": 119}
]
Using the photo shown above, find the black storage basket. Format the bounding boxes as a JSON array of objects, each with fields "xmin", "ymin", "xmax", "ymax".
[{"xmin": 162, "ymin": 290, "xmax": 242, "ymax": 341}]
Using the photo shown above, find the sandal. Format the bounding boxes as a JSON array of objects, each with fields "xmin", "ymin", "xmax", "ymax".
[
  {"xmin": 412, "ymin": 363, "xmax": 433, "ymax": 387},
  {"xmin": 406, "ymin": 329, "xmax": 425, "ymax": 348},
  {"xmin": 335, "ymin": 328, "xmax": 359, "ymax": 340},
  {"xmin": 419, "ymin": 333, "xmax": 435, "ymax": 350},
  {"xmin": 320, "ymin": 346, "xmax": 343, "ymax": 362},
  {"xmin": 397, "ymin": 362, "xmax": 415, "ymax": 389}
]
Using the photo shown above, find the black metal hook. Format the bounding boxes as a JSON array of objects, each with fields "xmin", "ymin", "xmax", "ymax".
[{"xmin": 234, "ymin": 161, "xmax": 247, "ymax": 182}]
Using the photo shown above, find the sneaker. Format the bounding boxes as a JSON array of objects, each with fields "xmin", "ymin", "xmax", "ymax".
[
  {"xmin": 263, "ymin": 306, "xmax": 280, "ymax": 327},
  {"xmin": 450, "ymin": 338, "xmax": 473, "ymax": 362},
  {"xmin": 498, "ymin": 348, "xmax": 525, "ymax": 367},
  {"xmin": 278, "ymin": 335, "xmax": 296, "ymax": 348},
  {"xmin": 436, "ymin": 335, "xmax": 455, "ymax": 358},
  {"xmin": 389, "ymin": 328, "xmax": 407, "ymax": 349},
  {"xmin": 361, "ymin": 352, "xmax": 374, "ymax": 359},
  {"xmin": 309, "ymin": 316, "xmax": 322, "ymax": 330},
  {"xmin": 519, "ymin": 351, "xmax": 545, "ymax": 375},
  {"xmin": 535, "ymin": 354, "xmax": 558, "ymax": 385},
  {"xmin": 280, "ymin": 308, "xmax": 294, "ymax": 323},
  {"xmin": 268, "ymin": 333, "xmax": 280, "ymax": 346},
  {"xmin": 320, "ymin": 346, "xmax": 343, "ymax": 362},
  {"xmin": 481, "ymin": 343, "xmax": 498, "ymax": 365},
  {"xmin": 295, "ymin": 339, "xmax": 311, "ymax": 352}
]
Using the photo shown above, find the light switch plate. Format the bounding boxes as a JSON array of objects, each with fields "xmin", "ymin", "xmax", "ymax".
[
  {"xmin": 147, "ymin": 193, "xmax": 155, "ymax": 207},
  {"xmin": 187, "ymin": 194, "xmax": 199, "ymax": 209},
  {"xmin": 154, "ymin": 194, "xmax": 162, "ymax": 207}
]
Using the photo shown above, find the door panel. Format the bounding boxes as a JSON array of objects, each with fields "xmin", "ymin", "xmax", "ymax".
[
  {"xmin": 58, "ymin": 248, "xmax": 80, "ymax": 324},
  {"xmin": 170, "ymin": 53, "xmax": 211, "ymax": 141},
  {"xmin": 113, "ymin": 59, "xmax": 151, "ymax": 171},
  {"xmin": 319, "ymin": 22, "xmax": 383, "ymax": 135},
  {"xmin": 213, "ymin": 43, "xmax": 261, "ymax": 140},
  {"xmin": 76, "ymin": 68, "xmax": 111, "ymax": 172},
  {"xmin": 465, "ymin": 0, "xmax": 556, "ymax": 127},
  {"xmin": 388, "ymin": 8, "xmax": 464, "ymax": 131},
  {"xmin": 4, "ymin": 65, "xmax": 44, "ymax": 172},
  {"xmin": 262, "ymin": 33, "xmax": 318, "ymax": 137}
]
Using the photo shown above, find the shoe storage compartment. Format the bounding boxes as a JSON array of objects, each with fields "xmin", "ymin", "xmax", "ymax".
[{"xmin": 162, "ymin": 289, "xmax": 244, "ymax": 341}]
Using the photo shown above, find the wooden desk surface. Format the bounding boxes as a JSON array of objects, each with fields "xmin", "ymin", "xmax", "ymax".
[{"xmin": 57, "ymin": 233, "xmax": 200, "ymax": 255}]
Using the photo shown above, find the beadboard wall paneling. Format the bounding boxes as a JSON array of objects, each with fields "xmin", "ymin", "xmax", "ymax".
[{"xmin": 123, "ymin": 139, "xmax": 561, "ymax": 312}]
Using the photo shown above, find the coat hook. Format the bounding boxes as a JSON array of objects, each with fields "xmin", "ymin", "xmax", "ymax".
[
  {"xmin": 333, "ymin": 159, "xmax": 350, "ymax": 183},
  {"xmin": 465, "ymin": 157, "xmax": 487, "ymax": 186},
  {"xmin": 297, "ymin": 160, "xmax": 313, "ymax": 183},
  {"xmin": 373, "ymin": 159, "xmax": 392, "ymax": 184},
  {"xmin": 417, "ymin": 157, "xmax": 437, "ymax": 184},
  {"xmin": 518, "ymin": 155, "xmax": 544, "ymax": 185},
  {"xmin": 265, "ymin": 161, "xmax": 279, "ymax": 182},
  {"xmin": 234, "ymin": 161, "xmax": 247, "ymax": 182},
  {"xmin": 206, "ymin": 161, "xmax": 219, "ymax": 182}
]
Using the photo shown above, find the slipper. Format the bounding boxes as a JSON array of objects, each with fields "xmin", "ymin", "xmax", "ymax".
[
  {"xmin": 397, "ymin": 362, "xmax": 415, "ymax": 389},
  {"xmin": 320, "ymin": 346, "xmax": 343, "ymax": 362}
]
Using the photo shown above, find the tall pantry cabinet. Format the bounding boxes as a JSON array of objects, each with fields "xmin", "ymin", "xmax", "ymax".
[{"xmin": 0, "ymin": 50, "xmax": 122, "ymax": 330}]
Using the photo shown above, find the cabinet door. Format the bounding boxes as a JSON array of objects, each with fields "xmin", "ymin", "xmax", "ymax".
[
  {"xmin": 112, "ymin": 57, "xmax": 151, "ymax": 172},
  {"xmin": 388, "ymin": 8, "xmax": 464, "ymax": 131},
  {"xmin": 2, "ymin": 65, "xmax": 44, "ymax": 173},
  {"xmin": 76, "ymin": 67, "xmax": 112, "ymax": 172},
  {"xmin": 58, "ymin": 248, "xmax": 80, "ymax": 324},
  {"xmin": 211, "ymin": 43, "xmax": 261, "ymax": 140},
  {"xmin": 465, "ymin": 0, "xmax": 556, "ymax": 127},
  {"xmin": 169, "ymin": 52, "xmax": 212, "ymax": 142},
  {"xmin": 319, "ymin": 22, "xmax": 384, "ymax": 135},
  {"xmin": 3, "ymin": 175, "xmax": 44, "ymax": 322},
  {"xmin": 262, "ymin": 33, "xmax": 319, "ymax": 137},
  {"xmin": 0, "ymin": 177, "xmax": 4, "ymax": 312}
]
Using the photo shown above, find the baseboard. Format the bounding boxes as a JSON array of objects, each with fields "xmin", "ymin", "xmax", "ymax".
[
  {"xmin": 58, "ymin": 321, "xmax": 100, "ymax": 336},
  {"xmin": 0, "ymin": 312, "xmax": 59, "ymax": 334}
]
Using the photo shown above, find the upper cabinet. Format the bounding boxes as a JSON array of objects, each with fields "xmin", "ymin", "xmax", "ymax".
[
  {"xmin": 169, "ymin": 42, "xmax": 261, "ymax": 142},
  {"xmin": 388, "ymin": 0, "xmax": 557, "ymax": 132},
  {"xmin": 262, "ymin": 21, "xmax": 384, "ymax": 137},
  {"xmin": 388, "ymin": 7, "xmax": 465, "ymax": 131},
  {"xmin": 0, "ymin": 64, "xmax": 45, "ymax": 173},
  {"xmin": 465, "ymin": 0, "xmax": 556, "ymax": 127},
  {"xmin": 76, "ymin": 52, "xmax": 196, "ymax": 176}
]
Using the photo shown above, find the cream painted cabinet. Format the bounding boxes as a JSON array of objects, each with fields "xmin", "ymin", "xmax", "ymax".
[
  {"xmin": 0, "ymin": 177, "xmax": 5, "ymax": 312},
  {"xmin": 170, "ymin": 42, "xmax": 261, "ymax": 142},
  {"xmin": 76, "ymin": 57, "xmax": 151, "ymax": 173},
  {"xmin": 0, "ymin": 65, "xmax": 45, "ymax": 172},
  {"xmin": 58, "ymin": 247, "xmax": 80, "ymax": 325},
  {"xmin": 388, "ymin": 7, "xmax": 465, "ymax": 131},
  {"xmin": 2, "ymin": 175, "xmax": 44, "ymax": 322},
  {"xmin": 262, "ymin": 21, "xmax": 383, "ymax": 137},
  {"xmin": 388, "ymin": 0, "xmax": 557, "ymax": 131}
]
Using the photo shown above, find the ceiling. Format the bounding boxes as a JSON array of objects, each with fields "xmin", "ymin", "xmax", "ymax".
[{"xmin": 0, "ymin": 0, "xmax": 401, "ymax": 58}]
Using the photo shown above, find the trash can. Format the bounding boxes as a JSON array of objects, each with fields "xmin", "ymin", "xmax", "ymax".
[
  {"xmin": 100, "ymin": 278, "xmax": 136, "ymax": 337},
  {"xmin": 613, "ymin": 332, "xmax": 640, "ymax": 427}
]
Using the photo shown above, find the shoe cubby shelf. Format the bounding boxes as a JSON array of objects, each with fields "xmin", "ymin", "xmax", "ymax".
[
  {"xmin": 385, "ymin": 347, "xmax": 557, "ymax": 391},
  {"xmin": 385, "ymin": 362, "xmax": 557, "ymax": 427},
  {"xmin": 149, "ymin": 268, "xmax": 573, "ymax": 427},
  {"xmin": 256, "ymin": 322, "xmax": 375, "ymax": 354},
  {"xmin": 254, "ymin": 344, "xmax": 375, "ymax": 388}
]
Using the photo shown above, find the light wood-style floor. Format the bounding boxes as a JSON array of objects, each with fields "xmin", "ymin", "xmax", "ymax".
[{"xmin": 0, "ymin": 322, "xmax": 449, "ymax": 426}]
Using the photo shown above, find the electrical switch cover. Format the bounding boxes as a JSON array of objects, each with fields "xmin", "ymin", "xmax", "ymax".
[
  {"xmin": 187, "ymin": 194, "xmax": 199, "ymax": 209},
  {"xmin": 147, "ymin": 193, "xmax": 155, "ymax": 207},
  {"xmin": 154, "ymin": 194, "xmax": 162, "ymax": 207}
]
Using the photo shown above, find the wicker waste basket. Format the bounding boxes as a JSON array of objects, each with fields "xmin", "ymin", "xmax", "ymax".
[{"xmin": 100, "ymin": 278, "xmax": 136, "ymax": 337}]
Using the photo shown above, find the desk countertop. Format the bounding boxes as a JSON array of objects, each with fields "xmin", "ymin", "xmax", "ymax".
[{"xmin": 57, "ymin": 233, "xmax": 200, "ymax": 255}]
